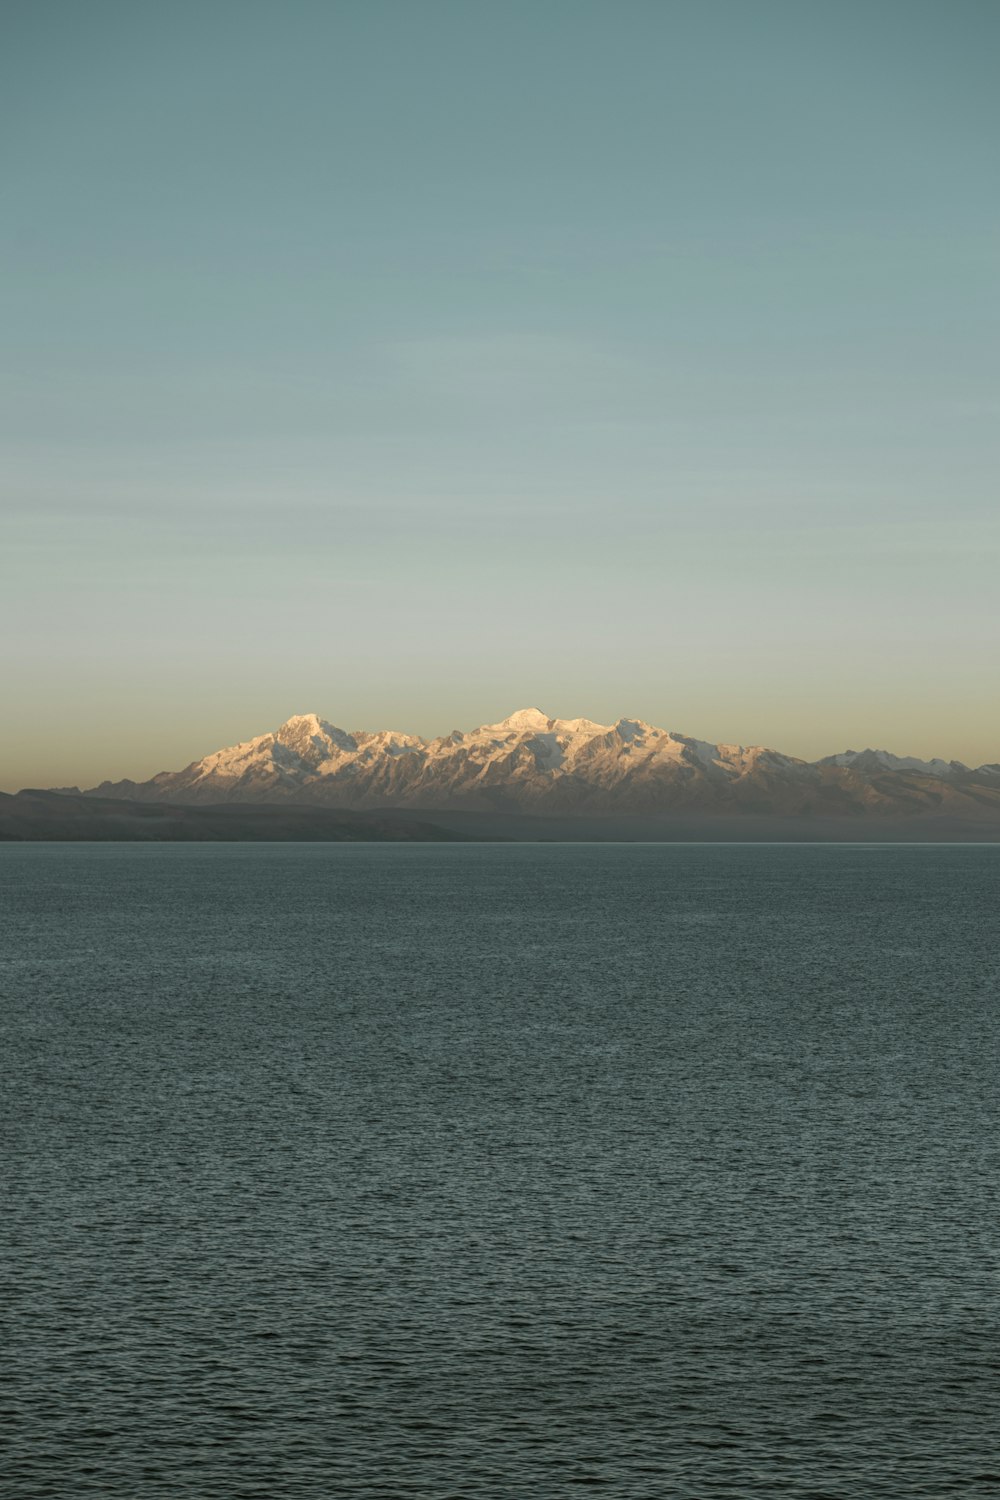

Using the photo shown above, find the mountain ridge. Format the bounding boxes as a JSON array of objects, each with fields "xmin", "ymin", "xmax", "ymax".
[{"xmin": 68, "ymin": 708, "xmax": 1000, "ymax": 824}]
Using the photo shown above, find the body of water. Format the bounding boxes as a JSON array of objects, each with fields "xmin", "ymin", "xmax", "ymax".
[{"xmin": 2, "ymin": 843, "xmax": 999, "ymax": 1497}]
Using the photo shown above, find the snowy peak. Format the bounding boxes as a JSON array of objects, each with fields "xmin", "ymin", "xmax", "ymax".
[
  {"xmin": 276, "ymin": 712, "xmax": 353, "ymax": 746},
  {"xmin": 820, "ymin": 748, "xmax": 967, "ymax": 778},
  {"xmin": 275, "ymin": 713, "xmax": 356, "ymax": 767},
  {"xmin": 554, "ymin": 716, "xmax": 614, "ymax": 736},
  {"xmin": 614, "ymin": 718, "xmax": 650, "ymax": 742},
  {"xmin": 484, "ymin": 708, "xmax": 621, "ymax": 741},
  {"xmin": 487, "ymin": 708, "xmax": 555, "ymax": 734}
]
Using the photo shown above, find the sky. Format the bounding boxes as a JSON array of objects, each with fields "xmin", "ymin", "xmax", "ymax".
[{"xmin": 2, "ymin": 0, "xmax": 998, "ymax": 791}]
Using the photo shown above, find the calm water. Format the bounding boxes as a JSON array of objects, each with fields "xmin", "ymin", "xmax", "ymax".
[{"xmin": 2, "ymin": 843, "xmax": 1000, "ymax": 1498}]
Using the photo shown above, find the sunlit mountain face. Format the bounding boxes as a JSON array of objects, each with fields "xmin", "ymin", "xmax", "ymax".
[{"xmin": 76, "ymin": 710, "xmax": 1000, "ymax": 820}]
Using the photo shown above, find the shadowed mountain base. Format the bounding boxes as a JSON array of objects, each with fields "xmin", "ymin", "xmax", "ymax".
[
  {"xmin": 0, "ymin": 791, "xmax": 470, "ymax": 842},
  {"xmin": 4, "ymin": 790, "xmax": 999, "ymax": 842}
]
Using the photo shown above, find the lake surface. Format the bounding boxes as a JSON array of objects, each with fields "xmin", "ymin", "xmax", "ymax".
[{"xmin": 2, "ymin": 843, "xmax": 999, "ymax": 1498}]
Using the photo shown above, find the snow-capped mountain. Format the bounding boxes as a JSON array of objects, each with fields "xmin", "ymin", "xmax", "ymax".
[
  {"xmin": 817, "ymin": 748, "xmax": 966, "ymax": 778},
  {"xmin": 80, "ymin": 709, "xmax": 1000, "ymax": 820}
]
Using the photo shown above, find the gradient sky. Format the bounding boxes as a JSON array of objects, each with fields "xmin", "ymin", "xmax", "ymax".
[{"xmin": 3, "ymin": 0, "xmax": 998, "ymax": 790}]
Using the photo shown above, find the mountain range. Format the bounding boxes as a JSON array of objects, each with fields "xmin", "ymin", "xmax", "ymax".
[{"xmin": 62, "ymin": 708, "xmax": 1000, "ymax": 827}]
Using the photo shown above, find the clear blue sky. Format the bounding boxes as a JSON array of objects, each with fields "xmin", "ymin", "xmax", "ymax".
[{"xmin": 2, "ymin": 0, "xmax": 998, "ymax": 789}]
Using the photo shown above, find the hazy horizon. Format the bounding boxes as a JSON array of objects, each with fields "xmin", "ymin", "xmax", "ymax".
[{"xmin": 3, "ymin": 1, "xmax": 998, "ymax": 791}]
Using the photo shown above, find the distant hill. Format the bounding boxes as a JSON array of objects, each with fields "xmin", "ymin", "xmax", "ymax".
[
  {"xmin": 0, "ymin": 790, "xmax": 470, "ymax": 842},
  {"xmin": 5, "ymin": 789, "xmax": 1000, "ymax": 843}
]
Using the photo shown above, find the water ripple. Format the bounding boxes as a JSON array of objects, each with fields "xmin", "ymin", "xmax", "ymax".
[{"xmin": 2, "ymin": 843, "xmax": 999, "ymax": 1497}]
